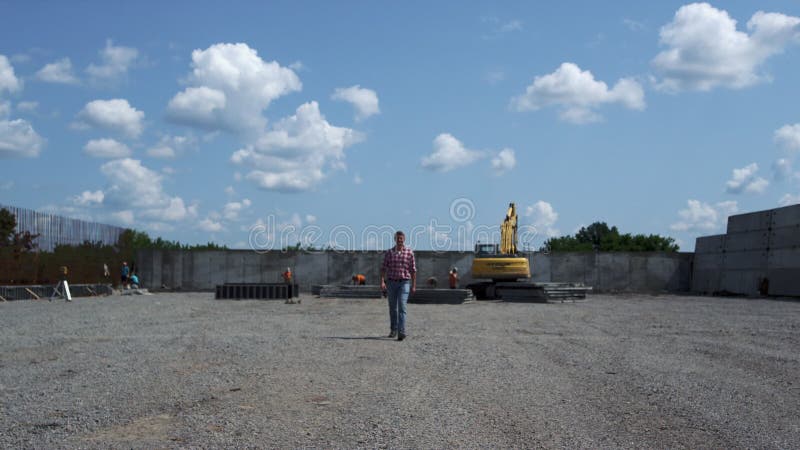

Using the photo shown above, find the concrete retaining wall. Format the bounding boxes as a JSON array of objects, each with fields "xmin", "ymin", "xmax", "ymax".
[
  {"xmin": 692, "ymin": 204, "xmax": 800, "ymax": 297},
  {"xmin": 137, "ymin": 249, "xmax": 693, "ymax": 294}
]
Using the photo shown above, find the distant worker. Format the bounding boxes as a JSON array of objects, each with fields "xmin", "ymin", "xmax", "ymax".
[
  {"xmin": 129, "ymin": 273, "xmax": 140, "ymax": 289},
  {"xmin": 352, "ymin": 274, "xmax": 366, "ymax": 285},
  {"xmin": 282, "ymin": 267, "xmax": 292, "ymax": 283},
  {"xmin": 121, "ymin": 262, "xmax": 130, "ymax": 287},
  {"xmin": 380, "ymin": 230, "xmax": 416, "ymax": 341},
  {"xmin": 449, "ymin": 267, "xmax": 459, "ymax": 289}
]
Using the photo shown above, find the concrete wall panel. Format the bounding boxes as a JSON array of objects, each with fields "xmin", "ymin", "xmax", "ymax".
[
  {"xmin": 767, "ymin": 268, "xmax": 800, "ymax": 296},
  {"xmin": 694, "ymin": 253, "xmax": 724, "ymax": 270},
  {"xmin": 720, "ymin": 270, "xmax": 763, "ymax": 296},
  {"xmin": 530, "ymin": 252, "xmax": 551, "ymax": 282},
  {"xmin": 695, "ymin": 234, "xmax": 726, "ymax": 254},
  {"xmin": 724, "ymin": 231, "xmax": 770, "ymax": 252},
  {"xmin": 597, "ymin": 253, "xmax": 629, "ymax": 291},
  {"xmin": 723, "ymin": 251, "xmax": 768, "ymax": 270},
  {"xmin": 770, "ymin": 204, "xmax": 800, "ymax": 228},
  {"xmin": 769, "ymin": 225, "xmax": 800, "ymax": 249},
  {"xmin": 767, "ymin": 248, "xmax": 800, "ymax": 269},
  {"xmin": 692, "ymin": 269, "xmax": 720, "ymax": 293},
  {"xmin": 727, "ymin": 210, "xmax": 772, "ymax": 234}
]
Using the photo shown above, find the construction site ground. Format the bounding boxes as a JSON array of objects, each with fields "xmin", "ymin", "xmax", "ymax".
[{"xmin": 1, "ymin": 292, "xmax": 798, "ymax": 448}]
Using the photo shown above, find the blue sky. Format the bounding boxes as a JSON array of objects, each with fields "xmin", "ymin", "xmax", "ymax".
[{"xmin": 1, "ymin": 1, "xmax": 799, "ymax": 251}]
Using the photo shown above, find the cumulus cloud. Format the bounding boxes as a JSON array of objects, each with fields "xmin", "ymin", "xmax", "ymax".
[
  {"xmin": 0, "ymin": 55, "xmax": 22, "ymax": 94},
  {"xmin": 331, "ymin": 85, "xmax": 380, "ymax": 121},
  {"xmin": 773, "ymin": 158, "xmax": 794, "ymax": 181},
  {"xmin": 198, "ymin": 218, "xmax": 224, "ymax": 232},
  {"xmin": 0, "ymin": 119, "xmax": 45, "ymax": 158},
  {"xmin": 146, "ymin": 134, "xmax": 195, "ymax": 159},
  {"xmin": 725, "ymin": 163, "xmax": 769, "ymax": 194},
  {"xmin": 511, "ymin": 62, "xmax": 645, "ymax": 124},
  {"xmin": 670, "ymin": 199, "xmax": 738, "ymax": 232},
  {"xmin": 86, "ymin": 40, "xmax": 139, "ymax": 81},
  {"xmin": 166, "ymin": 42, "xmax": 301, "ymax": 132},
  {"xmin": 97, "ymin": 158, "xmax": 197, "ymax": 223},
  {"xmin": 222, "ymin": 198, "xmax": 251, "ymax": 220},
  {"xmin": 83, "ymin": 138, "xmax": 131, "ymax": 158},
  {"xmin": 72, "ymin": 190, "xmax": 104, "ymax": 206},
  {"xmin": 490, "ymin": 148, "xmax": 516, "ymax": 175},
  {"xmin": 36, "ymin": 58, "xmax": 79, "ymax": 84},
  {"xmin": 420, "ymin": 133, "xmax": 484, "ymax": 172},
  {"xmin": 16, "ymin": 101, "xmax": 38, "ymax": 113},
  {"xmin": 652, "ymin": 3, "xmax": 800, "ymax": 92},
  {"xmin": 74, "ymin": 99, "xmax": 144, "ymax": 138},
  {"xmin": 779, "ymin": 193, "xmax": 800, "ymax": 206},
  {"xmin": 774, "ymin": 123, "xmax": 800, "ymax": 151},
  {"xmin": 231, "ymin": 101, "xmax": 363, "ymax": 192},
  {"xmin": 524, "ymin": 201, "xmax": 560, "ymax": 237}
]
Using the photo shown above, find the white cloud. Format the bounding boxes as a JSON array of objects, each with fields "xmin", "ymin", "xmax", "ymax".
[
  {"xmin": 0, "ymin": 119, "xmax": 45, "ymax": 158},
  {"xmin": 198, "ymin": 218, "xmax": 224, "ymax": 232},
  {"xmin": 222, "ymin": 198, "xmax": 251, "ymax": 220},
  {"xmin": 75, "ymin": 99, "xmax": 145, "ymax": 138},
  {"xmin": 83, "ymin": 138, "xmax": 132, "ymax": 158},
  {"xmin": 166, "ymin": 42, "xmax": 301, "ymax": 132},
  {"xmin": 0, "ymin": 101, "xmax": 8, "ymax": 118},
  {"xmin": 331, "ymin": 85, "xmax": 380, "ymax": 121},
  {"xmin": 485, "ymin": 70, "xmax": 506, "ymax": 85},
  {"xmin": 86, "ymin": 40, "xmax": 139, "ymax": 81},
  {"xmin": 491, "ymin": 148, "xmax": 516, "ymax": 175},
  {"xmin": 652, "ymin": 3, "xmax": 800, "ymax": 92},
  {"xmin": 224, "ymin": 185, "xmax": 236, "ymax": 196},
  {"xmin": 16, "ymin": 101, "xmax": 38, "ymax": 113},
  {"xmin": 725, "ymin": 163, "xmax": 768, "ymax": 194},
  {"xmin": 779, "ymin": 193, "xmax": 800, "ymax": 206},
  {"xmin": 98, "ymin": 158, "xmax": 196, "ymax": 223},
  {"xmin": 353, "ymin": 173, "xmax": 363, "ymax": 184},
  {"xmin": 0, "ymin": 55, "xmax": 22, "ymax": 94},
  {"xmin": 420, "ymin": 133, "xmax": 484, "ymax": 172},
  {"xmin": 305, "ymin": 214, "xmax": 317, "ymax": 224},
  {"xmin": 72, "ymin": 190, "xmax": 104, "ymax": 206},
  {"xmin": 623, "ymin": 18, "xmax": 646, "ymax": 31},
  {"xmin": 36, "ymin": 58, "xmax": 79, "ymax": 84},
  {"xmin": 511, "ymin": 62, "xmax": 645, "ymax": 124},
  {"xmin": 111, "ymin": 210, "xmax": 135, "ymax": 226},
  {"xmin": 670, "ymin": 199, "xmax": 739, "ymax": 232},
  {"xmin": 524, "ymin": 201, "xmax": 560, "ymax": 237},
  {"xmin": 773, "ymin": 158, "xmax": 793, "ymax": 181},
  {"xmin": 231, "ymin": 101, "xmax": 363, "ymax": 192},
  {"xmin": 146, "ymin": 134, "xmax": 195, "ymax": 159},
  {"xmin": 774, "ymin": 123, "xmax": 800, "ymax": 151},
  {"xmin": 0, "ymin": 180, "xmax": 13, "ymax": 190}
]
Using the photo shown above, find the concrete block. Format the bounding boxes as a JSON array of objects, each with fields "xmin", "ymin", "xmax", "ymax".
[
  {"xmin": 551, "ymin": 253, "xmax": 592, "ymax": 284},
  {"xmin": 767, "ymin": 248, "xmax": 800, "ymax": 269},
  {"xmin": 645, "ymin": 255, "xmax": 683, "ymax": 292},
  {"xmin": 695, "ymin": 234, "xmax": 726, "ymax": 254},
  {"xmin": 766, "ymin": 268, "xmax": 800, "ymax": 296},
  {"xmin": 720, "ymin": 270, "xmax": 764, "ymax": 296},
  {"xmin": 596, "ymin": 253, "xmax": 629, "ymax": 290},
  {"xmin": 768, "ymin": 225, "xmax": 800, "ymax": 249},
  {"xmin": 770, "ymin": 203, "xmax": 800, "ymax": 228},
  {"xmin": 692, "ymin": 269, "xmax": 720, "ymax": 294},
  {"xmin": 530, "ymin": 253, "xmax": 551, "ymax": 282},
  {"xmin": 722, "ymin": 250, "xmax": 768, "ymax": 270},
  {"xmin": 726, "ymin": 210, "xmax": 772, "ymax": 233},
  {"xmin": 694, "ymin": 253, "xmax": 724, "ymax": 270},
  {"xmin": 724, "ymin": 230, "xmax": 770, "ymax": 252}
]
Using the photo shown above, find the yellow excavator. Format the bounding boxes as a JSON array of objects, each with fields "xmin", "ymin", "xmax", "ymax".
[{"xmin": 467, "ymin": 202, "xmax": 533, "ymax": 300}]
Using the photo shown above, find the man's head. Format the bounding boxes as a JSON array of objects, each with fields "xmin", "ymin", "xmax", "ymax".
[
  {"xmin": 395, "ymin": 231, "xmax": 405, "ymax": 248},
  {"xmin": 123, "ymin": 262, "xmax": 127, "ymax": 266}
]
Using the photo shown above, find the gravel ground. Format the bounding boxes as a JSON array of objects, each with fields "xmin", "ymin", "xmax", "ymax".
[{"xmin": 1, "ymin": 292, "xmax": 798, "ymax": 448}]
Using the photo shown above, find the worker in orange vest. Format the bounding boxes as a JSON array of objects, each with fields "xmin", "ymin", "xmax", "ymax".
[
  {"xmin": 352, "ymin": 274, "xmax": 366, "ymax": 285},
  {"xmin": 282, "ymin": 267, "xmax": 292, "ymax": 283},
  {"xmin": 448, "ymin": 267, "xmax": 459, "ymax": 289}
]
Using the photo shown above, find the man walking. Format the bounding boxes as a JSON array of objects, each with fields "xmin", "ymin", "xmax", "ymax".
[{"xmin": 380, "ymin": 231, "xmax": 416, "ymax": 341}]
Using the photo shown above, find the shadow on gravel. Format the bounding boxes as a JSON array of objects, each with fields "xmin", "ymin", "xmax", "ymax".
[{"xmin": 324, "ymin": 336, "xmax": 390, "ymax": 341}]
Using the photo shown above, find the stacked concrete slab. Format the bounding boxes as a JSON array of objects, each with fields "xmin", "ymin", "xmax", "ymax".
[{"xmin": 692, "ymin": 204, "xmax": 800, "ymax": 296}]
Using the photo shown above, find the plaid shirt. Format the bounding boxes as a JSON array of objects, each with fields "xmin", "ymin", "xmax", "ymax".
[{"xmin": 382, "ymin": 246, "xmax": 416, "ymax": 281}]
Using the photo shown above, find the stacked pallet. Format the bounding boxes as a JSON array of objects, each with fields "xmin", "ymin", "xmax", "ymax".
[
  {"xmin": 496, "ymin": 282, "xmax": 592, "ymax": 302},
  {"xmin": 409, "ymin": 288, "xmax": 472, "ymax": 304},
  {"xmin": 318, "ymin": 285, "xmax": 383, "ymax": 299},
  {"xmin": 215, "ymin": 283, "xmax": 299, "ymax": 300}
]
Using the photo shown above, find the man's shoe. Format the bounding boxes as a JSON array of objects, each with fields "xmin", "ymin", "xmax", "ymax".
[
  {"xmin": 388, "ymin": 330, "xmax": 397, "ymax": 338},
  {"xmin": 397, "ymin": 333, "xmax": 406, "ymax": 341}
]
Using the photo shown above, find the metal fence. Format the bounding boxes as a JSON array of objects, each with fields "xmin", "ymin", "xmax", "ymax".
[{"xmin": 0, "ymin": 204, "xmax": 126, "ymax": 251}]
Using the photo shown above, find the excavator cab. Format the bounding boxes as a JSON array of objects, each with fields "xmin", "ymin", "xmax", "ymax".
[{"xmin": 475, "ymin": 243, "xmax": 500, "ymax": 256}]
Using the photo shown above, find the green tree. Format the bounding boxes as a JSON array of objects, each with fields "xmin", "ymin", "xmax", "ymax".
[
  {"xmin": 542, "ymin": 221, "xmax": 679, "ymax": 252},
  {"xmin": 0, "ymin": 208, "xmax": 16, "ymax": 246}
]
